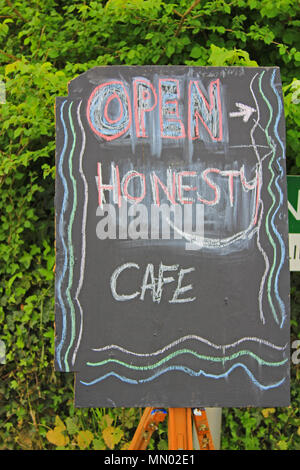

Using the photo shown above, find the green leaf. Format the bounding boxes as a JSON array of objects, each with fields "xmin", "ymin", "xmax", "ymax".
[
  {"xmin": 277, "ymin": 440, "xmax": 288, "ymax": 450},
  {"xmin": 166, "ymin": 44, "xmax": 175, "ymax": 58},
  {"xmin": 102, "ymin": 426, "xmax": 124, "ymax": 450},
  {"xmin": 93, "ymin": 438, "xmax": 106, "ymax": 450},
  {"xmin": 46, "ymin": 427, "xmax": 69, "ymax": 447},
  {"xmin": 65, "ymin": 417, "xmax": 79, "ymax": 435},
  {"xmin": 190, "ymin": 45, "xmax": 203, "ymax": 59},
  {"xmin": 76, "ymin": 430, "xmax": 94, "ymax": 449}
]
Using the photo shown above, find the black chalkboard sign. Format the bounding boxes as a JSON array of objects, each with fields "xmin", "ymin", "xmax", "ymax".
[{"xmin": 55, "ymin": 66, "xmax": 290, "ymax": 407}]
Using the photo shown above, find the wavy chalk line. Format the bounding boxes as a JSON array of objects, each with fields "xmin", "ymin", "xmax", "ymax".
[
  {"xmin": 92, "ymin": 334, "xmax": 287, "ymax": 356},
  {"xmin": 56, "ymin": 100, "xmax": 69, "ymax": 371},
  {"xmin": 270, "ymin": 70, "xmax": 286, "ymax": 328},
  {"xmin": 259, "ymin": 72, "xmax": 279, "ymax": 325},
  {"xmin": 72, "ymin": 101, "xmax": 88, "ymax": 367},
  {"xmin": 250, "ymin": 73, "xmax": 269, "ymax": 325},
  {"xmin": 87, "ymin": 348, "xmax": 288, "ymax": 369},
  {"xmin": 56, "ymin": 101, "xmax": 88, "ymax": 371},
  {"xmin": 80, "ymin": 362, "xmax": 286, "ymax": 391},
  {"xmin": 64, "ymin": 102, "xmax": 77, "ymax": 371}
]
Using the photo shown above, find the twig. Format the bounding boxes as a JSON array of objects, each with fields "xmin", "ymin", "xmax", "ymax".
[
  {"xmin": 173, "ymin": 9, "xmax": 183, "ymax": 18},
  {"xmin": 174, "ymin": 0, "xmax": 202, "ymax": 37},
  {"xmin": 0, "ymin": 49, "xmax": 18, "ymax": 61},
  {"xmin": 5, "ymin": 0, "xmax": 26, "ymax": 22},
  {"xmin": 32, "ymin": 25, "xmax": 46, "ymax": 59}
]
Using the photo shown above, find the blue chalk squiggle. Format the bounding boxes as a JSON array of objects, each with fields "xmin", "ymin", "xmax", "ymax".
[
  {"xmin": 80, "ymin": 362, "xmax": 285, "ymax": 391},
  {"xmin": 56, "ymin": 100, "xmax": 70, "ymax": 371},
  {"xmin": 270, "ymin": 70, "xmax": 286, "ymax": 328}
]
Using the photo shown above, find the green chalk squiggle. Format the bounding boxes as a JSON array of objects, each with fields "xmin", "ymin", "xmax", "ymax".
[
  {"xmin": 87, "ymin": 348, "xmax": 287, "ymax": 370},
  {"xmin": 258, "ymin": 72, "xmax": 279, "ymax": 324},
  {"xmin": 64, "ymin": 102, "xmax": 77, "ymax": 371}
]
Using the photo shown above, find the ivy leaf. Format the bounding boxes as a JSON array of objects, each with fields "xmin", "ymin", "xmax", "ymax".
[
  {"xmin": 93, "ymin": 438, "xmax": 106, "ymax": 450},
  {"xmin": 100, "ymin": 414, "xmax": 113, "ymax": 427},
  {"xmin": 76, "ymin": 430, "xmax": 94, "ymax": 449},
  {"xmin": 102, "ymin": 426, "xmax": 124, "ymax": 449},
  {"xmin": 46, "ymin": 427, "xmax": 69, "ymax": 447},
  {"xmin": 65, "ymin": 417, "xmax": 79, "ymax": 435}
]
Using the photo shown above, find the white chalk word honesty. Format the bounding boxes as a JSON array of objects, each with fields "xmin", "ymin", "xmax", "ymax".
[{"xmin": 95, "ymin": 163, "xmax": 260, "ymax": 249}]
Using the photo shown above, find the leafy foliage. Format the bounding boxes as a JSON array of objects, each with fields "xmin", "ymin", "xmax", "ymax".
[{"xmin": 0, "ymin": 0, "xmax": 299, "ymax": 450}]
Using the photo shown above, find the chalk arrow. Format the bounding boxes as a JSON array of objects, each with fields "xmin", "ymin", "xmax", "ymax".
[
  {"xmin": 288, "ymin": 190, "xmax": 300, "ymax": 221},
  {"xmin": 229, "ymin": 102, "xmax": 256, "ymax": 122}
]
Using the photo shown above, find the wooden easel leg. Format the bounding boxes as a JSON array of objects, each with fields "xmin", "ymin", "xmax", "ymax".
[
  {"xmin": 128, "ymin": 408, "xmax": 167, "ymax": 450},
  {"xmin": 192, "ymin": 408, "xmax": 215, "ymax": 450},
  {"xmin": 168, "ymin": 408, "xmax": 194, "ymax": 450},
  {"xmin": 129, "ymin": 407, "xmax": 215, "ymax": 450}
]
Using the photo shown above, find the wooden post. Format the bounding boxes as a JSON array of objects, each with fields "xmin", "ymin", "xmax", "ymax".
[{"xmin": 168, "ymin": 408, "xmax": 194, "ymax": 450}]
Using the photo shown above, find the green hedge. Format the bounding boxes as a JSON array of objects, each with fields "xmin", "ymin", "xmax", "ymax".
[{"xmin": 0, "ymin": 0, "xmax": 299, "ymax": 450}]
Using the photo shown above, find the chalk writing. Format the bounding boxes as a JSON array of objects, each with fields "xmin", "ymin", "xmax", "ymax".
[
  {"xmin": 87, "ymin": 76, "xmax": 224, "ymax": 143},
  {"xmin": 55, "ymin": 66, "xmax": 290, "ymax": 408},
  {"xmin": 87, "ymin": 81, "xmax": 132, "ymax": 141},
  {"xmin": 110, "ymin": 262, "xmax": 196, "ymax": 304},
  {"xmin": 96, "ymin": 163, "xmax": 260, "ymax": 208}
]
